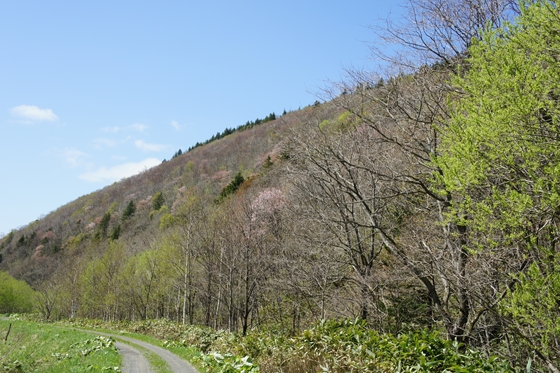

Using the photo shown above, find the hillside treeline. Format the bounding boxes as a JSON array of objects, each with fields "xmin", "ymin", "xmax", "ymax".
[{"xmin": 1, "ymin": 0, "xmax": 560, "ymax": 371}]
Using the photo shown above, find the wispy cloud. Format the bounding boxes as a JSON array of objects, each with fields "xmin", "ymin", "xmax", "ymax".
[
  {"xmin": 101, "ymin": 123, "xmax": 148, "ymax": 133},
  {"xmin": 10, "ymin": 105, "xmax": 58, "ymax": 122},
  {"xmin": 101, "ymin": 126, "xmax": 121, "ymax": 133},
  {"xmin": 171, "ymin": 120, "xmax": 181, "ymax": 131},
  {"xmin": 135, "ymin": 140, "xmax": 167, "ymax": 152},
  {"xmin": 79, "ymin": 158, "xmax": 161, "ymax": 183},
  {"xmin": 61, "ymin": 149, "xmax": 88, "ymax": 167},
  {"xmin": 130, "ymin": 123, "xmax": 148, "ymax": 132}
]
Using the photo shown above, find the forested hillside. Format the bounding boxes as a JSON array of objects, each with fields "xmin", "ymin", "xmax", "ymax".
[{"xmin": 2, "ymin": 0, "xmax": 560, "ymax": 371}]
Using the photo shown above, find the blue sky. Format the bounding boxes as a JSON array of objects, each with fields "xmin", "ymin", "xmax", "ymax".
[{"xmin": 0, "ymin": 1, "xmax": 399, "ymax": 235}]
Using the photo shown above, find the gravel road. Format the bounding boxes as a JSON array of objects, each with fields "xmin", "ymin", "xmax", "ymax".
[
  {"xmin": 114, "ymin": 341, "xmax": 152, "ymax": 373},
  {"xmin": 87, "ymin": 330, "xmax": 199, "ymax": 373}
]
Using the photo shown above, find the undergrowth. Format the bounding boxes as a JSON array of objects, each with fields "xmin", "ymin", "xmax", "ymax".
[{"xmin": 57, "ymin": 317, "xmax": 520, "ymax": 372}]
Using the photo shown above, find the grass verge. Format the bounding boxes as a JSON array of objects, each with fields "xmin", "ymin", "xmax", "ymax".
[{"xmin": 0, "ymin": 317, "xmax": 121, "ymax": 373}]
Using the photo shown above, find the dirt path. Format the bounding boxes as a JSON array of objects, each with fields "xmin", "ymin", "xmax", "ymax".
[
  {"xmin": 91, "ymin": 331, "xmax": 199, "ymax": 373},
  {"xmin": 114, "ymin": 341, "xmax": 152, "ymax": 373}
]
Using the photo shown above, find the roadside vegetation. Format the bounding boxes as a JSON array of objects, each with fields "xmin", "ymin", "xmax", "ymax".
[
  {"xmin": 64, "ymin": 318, "xmax": 518, "ymax": 372},
  {"xmin": 0, "ymin": 317, "xmax": 120, "ymax": 372}
]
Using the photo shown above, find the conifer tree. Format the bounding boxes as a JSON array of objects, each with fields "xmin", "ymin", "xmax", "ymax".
[
  {"xmin": 122, "ymin": 200, "xmax": 136, "ymax": 221},
  {"xmin": 151, "ymin": 192, "xmax": 165, "ymax": 211}
]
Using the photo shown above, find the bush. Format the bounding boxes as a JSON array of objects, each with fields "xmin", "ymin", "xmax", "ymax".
[{"xmin": 0, "ymin": 271, "xmax": 36, "ymax": 313}]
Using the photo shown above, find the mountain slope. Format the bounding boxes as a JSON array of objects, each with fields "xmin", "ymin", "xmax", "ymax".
[{"xmin": 0, "ymin": 103, "xmax": 336, "ymax": 287}]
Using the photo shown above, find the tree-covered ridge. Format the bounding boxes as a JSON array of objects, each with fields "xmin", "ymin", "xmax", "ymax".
[
  {"xmin": 165, "ymin": 111, "xmax": 281, "ymax": 161},
  {"xmin": 188, "ymin": 111, "xmax": 278, "ymax": 152}
]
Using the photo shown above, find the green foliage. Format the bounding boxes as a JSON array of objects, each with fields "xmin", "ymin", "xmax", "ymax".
[
  {"xmin": 287, "ymin": 319, "xmax": 516, "ymax": 372},
  {"xmin": 501, "ymin": 255, "xmax": 560, "ymax": 365},
  {"xmin": 79, "ymin": 241, "xmax": 127, "ymax": 318},
  {"xmin": 319, "ymin": 111, "xmax": 357, "ymax": 132},
  {"xmin": 0, "ymin": 319, "xmax": 121, "ymax": 372},
  {"xmin": 150, "ymin": 205, "xmax": 169, "ymax": 221},
  {"xmin": 121, "ymin": 200, "xmax": 136, "ymax": 221},
  {"xmin": 109, "ymin": 225, "xmax": 121, "ymax": 240},
  {"xmin": 16, "ymin": 235, "xmax": 26, "ymax": 247},
  {"xmin": 65, "ymin": 233, "xmax": 88, "ymax": 249},
  {"xmin": 108, "ymin": 202, "xmax": 119, "ymax": 214},
  {"xmin": 94, "ymin": 211, "xmax": 111, "ymax": 241},
  {"xmin": 172, "ymin": 148, "xmax": 183, "ymax": 159},
  {"xmin": 215, "ymin": 172, "xmax": 245, "ymax": 203},
  {"xmin": 151, "ymin": 192, "xmax": 165, "ymax": 211},
  {"xmin": 440, "ymin": 0, "xmax": 560, "ymax": 241},
  {"xmin": 0, "ymin": 271, "xmax": 36, "ymax": 313},
  {"xmin": 159, "ymin": 213, "xmax": 176, "ymax": 230},
  {"xmin": 263, "ymin": 155, "xmax": 273, "ymax": 169},
  {"xmin": 100, "ymin": 212, "xmax": 111, "ymax": 234},
  {"xmin": 437, "ymin": 1, "xmax": 560, "ymax": 367},
  {"xmin": 61, "ymin": 318, "xmax": 518, "ymax": 373},
  {"xmin": 199, "ymin": 352, "xmax": 259, "ymax": 373}
]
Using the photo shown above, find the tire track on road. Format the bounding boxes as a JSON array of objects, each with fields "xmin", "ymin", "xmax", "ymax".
[
  {"xmin": 115, "ymin": 341, "xmax": 152, "ymax": 373},
  {"xmin": 89, "ymin": 331, "xmax": 199, "ymax": 373}
]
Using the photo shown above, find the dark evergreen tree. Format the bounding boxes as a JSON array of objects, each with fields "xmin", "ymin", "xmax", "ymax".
[
  {"xmin": 216, "ymin": 172, "xmax": 245, "ymax": 202},
  {"xmin": 151, "ymin": 192, "xmax": 165, "ymax": 211},
  {"xmin": 122, "ymin": 201, "xmax": 136, "ymax": 221},
  {"xmin": 99, "ymin": 212, "xmax": 111, "ymax": 237},
  {"xmin": 110, "ymin": 225, "xmax": 121, "ymax": 240}
]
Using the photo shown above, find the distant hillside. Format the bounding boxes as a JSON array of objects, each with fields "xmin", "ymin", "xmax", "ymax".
[{"xmin": 0, "ymin": 102, "xmax": 340, "ymax": 287}]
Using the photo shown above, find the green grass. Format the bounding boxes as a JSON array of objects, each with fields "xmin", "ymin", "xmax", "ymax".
[{"xmin": 0, "ymin": 318, "xmax": 121, "ymax": 373}]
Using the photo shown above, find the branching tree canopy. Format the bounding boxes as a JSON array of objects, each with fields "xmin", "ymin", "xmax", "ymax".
[{"xmin": 369, "ymin": 0, "xmax": 518, "ymax": 70}]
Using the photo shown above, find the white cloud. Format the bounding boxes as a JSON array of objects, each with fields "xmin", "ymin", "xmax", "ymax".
[
  {"xmin": 79, "ymin": 158, "xmax": 161, "ymax": 183},
  {"xmin": 102, "ymin": 126, "xmax": 121, "ymax": 133},
  {"xmin": 171, "ymin": 120, "xmax": 181, "ymax": 131},
  {"xmin": 10, "ymin": 105, "xmax": 58, "ymax": 122},
  {"xmin": 130, "ymin": 123, "xmax": 148, "ymax": 132},
  {"xmin": 102, "ymin": 123, "xmax": 147, "ymax": 133},
  {"xmin": 61, "ymin": 149, "xmax": 88, "ymax": 167},
  {"xmin": 135, "ymin": 139, "xmax": 167, "ymax": 152}
]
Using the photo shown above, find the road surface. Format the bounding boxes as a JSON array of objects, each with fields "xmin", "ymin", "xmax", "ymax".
[
  {"xmin": 88, "ymin": 330, "xmax": 200, "ymax": 373},
  {"xmin": 115, "ymin": 341, "xmax": 152, "ymax": 373}
]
